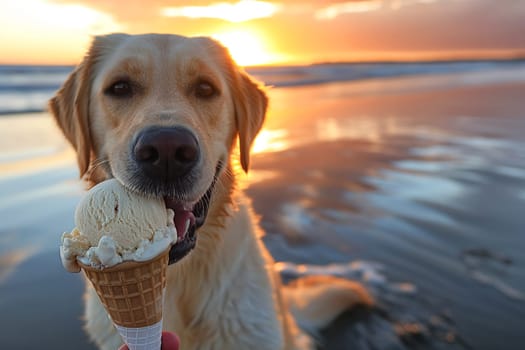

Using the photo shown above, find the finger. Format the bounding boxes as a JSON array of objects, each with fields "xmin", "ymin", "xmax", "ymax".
[{"xmin": 161, "ymin": 331, "xmax": 180, "ymax": 350}]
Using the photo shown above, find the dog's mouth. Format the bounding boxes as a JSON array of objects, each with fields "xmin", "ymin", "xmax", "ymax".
[{"xmin": 164, "ymin": 162, "xmax": 222, "ymax": 265}]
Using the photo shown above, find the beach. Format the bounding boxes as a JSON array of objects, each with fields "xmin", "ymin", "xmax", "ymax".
[{"xmin": 1, "ymin": 64, "xmax": 524, "ymax": 349}]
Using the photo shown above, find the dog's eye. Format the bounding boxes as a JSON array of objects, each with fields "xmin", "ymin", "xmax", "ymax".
[
  {"xmin": 105, "ymin": 81, "xmax": 133, "ymax": 98},
  {"xmin": 194, "ymin": 81, "xmax": 217, "ymax": 99}
]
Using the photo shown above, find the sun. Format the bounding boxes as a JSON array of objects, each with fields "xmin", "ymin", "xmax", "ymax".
[{"xmin": 212, "ymin": 30, "xmax": 276, "ymax": 67}]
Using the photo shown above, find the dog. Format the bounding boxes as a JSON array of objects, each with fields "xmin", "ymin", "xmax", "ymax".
[{"xmin": 50, "ymin": 33, "xmax": 373, "ymax": 350}]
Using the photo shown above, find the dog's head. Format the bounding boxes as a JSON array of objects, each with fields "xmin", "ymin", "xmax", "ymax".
[{"xmin": 50, "ymin": 33, "xmax": 267, "ymax": 263}]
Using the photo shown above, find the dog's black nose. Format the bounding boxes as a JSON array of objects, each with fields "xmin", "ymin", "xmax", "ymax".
[{"xmin": 133, "ymin": 126, "xmax": 200, "ymax": 180}]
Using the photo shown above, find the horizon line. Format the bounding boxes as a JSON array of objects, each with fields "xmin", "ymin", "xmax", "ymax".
[{"xmin": 1, "ymin": 50, "xmax": 525, "ymax": 68}]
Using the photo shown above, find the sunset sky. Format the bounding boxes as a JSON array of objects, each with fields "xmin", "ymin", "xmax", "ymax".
[{"xmin": 1, "ymin": 0, "xmax": 524, "ymax": 66}]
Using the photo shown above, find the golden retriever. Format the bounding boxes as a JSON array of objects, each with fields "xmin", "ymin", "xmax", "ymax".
[{"xmin": 50, "ymin": 33, "xmax": 372, "ymax": 350}]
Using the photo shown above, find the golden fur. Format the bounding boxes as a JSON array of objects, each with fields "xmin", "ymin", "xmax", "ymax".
[{"xmin": 50, "ymin": 33, "xmax": 372, "ymax": 350}]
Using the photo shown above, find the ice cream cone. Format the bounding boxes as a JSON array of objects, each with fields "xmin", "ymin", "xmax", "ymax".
[{"xmin": 79, "ymin": 248, "xmax": 170, "ymax": 350}]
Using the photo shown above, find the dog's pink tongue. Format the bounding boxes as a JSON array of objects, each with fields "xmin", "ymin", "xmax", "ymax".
[
  {"xmin": 164, "ymin": 197, "xmax": 195, "ymax": 240},
  {"xmin": 174, "ymin": 210, "xmax": 195, "ymax": 240}
]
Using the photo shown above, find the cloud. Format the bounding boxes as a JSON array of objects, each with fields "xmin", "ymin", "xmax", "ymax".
[
  {"xmin": 315, "ymin": 1, "xmax": 383, "ymax": 19},
  {"xmin": 162, "ymin": 1, "xmax": 280, "ymax": 23},
  {"xmin": 314, "ymin": 0, "xmax": 441, "ymax": 19},
  {"xmin": 390, "ymin": 0, "xmax": 438, "ymax": 10}
]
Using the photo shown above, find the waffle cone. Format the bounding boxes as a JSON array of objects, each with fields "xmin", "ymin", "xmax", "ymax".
[{"xmin": 80, "ymin": 248, "xmax": 169, "ymax": 328}]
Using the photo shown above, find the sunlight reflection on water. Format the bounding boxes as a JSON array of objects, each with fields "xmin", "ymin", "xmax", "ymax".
[
  {"xmin": 0, "ymin": 246, "xmax": 38, "ymax": 283},
  {"xmin": 251, "ymin": 128, "xmax": 289, "ymax": 154},
  {"xmin": 366, "ymin": 171, "xmax": 462, "ymax": 226}
]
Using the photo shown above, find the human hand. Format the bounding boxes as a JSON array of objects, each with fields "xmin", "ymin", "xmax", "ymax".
[{"xmin": 118, "ymin": 331, "xmax": 180, "ymax": 350}]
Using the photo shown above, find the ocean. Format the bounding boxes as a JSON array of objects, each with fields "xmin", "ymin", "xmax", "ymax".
[{"xmin": 2, "ymin": 60, "xmax": 525, "ymax": 115}]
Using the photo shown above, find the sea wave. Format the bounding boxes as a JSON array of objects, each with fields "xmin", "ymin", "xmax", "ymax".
[
  {"xmin": 0, "ymin": 65, "xmax": 72, "ymax": 115},
  {"xmin": 1, "ymin": 60, "xmax": 525, "ymax": 115}
]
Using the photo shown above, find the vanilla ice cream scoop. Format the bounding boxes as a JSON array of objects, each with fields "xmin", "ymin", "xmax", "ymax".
[
  {"xmin": 60, "ymin": 179, "xmax": 177, "ymax": 271},
  {"xmin": 75, "ymin": 179, "xmax": 170, "ymax": 248}
]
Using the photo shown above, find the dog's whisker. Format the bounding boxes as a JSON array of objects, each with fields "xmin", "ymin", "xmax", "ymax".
[
  {"xmin": 89, "ymin": 158, "xmax": 109, "ymax": 170},
  {"xmin": 84, "ymin": 158, "xmax": 111, "ymax": 181},
  {"xmin": 218, "ymin": 165, "xmax": 234, "ymax": 183}
]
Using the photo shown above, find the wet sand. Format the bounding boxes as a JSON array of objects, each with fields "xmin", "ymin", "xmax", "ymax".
[{"xmin": 1, "ymin": 71, "xmax": 524, "ymax": 349}]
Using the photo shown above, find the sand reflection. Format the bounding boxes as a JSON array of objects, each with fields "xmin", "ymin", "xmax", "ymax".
[{"xmin": 0, "ymin": 246, "xmax": 37, "ymax": 283}]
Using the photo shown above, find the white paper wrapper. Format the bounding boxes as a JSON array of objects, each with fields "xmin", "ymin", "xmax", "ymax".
[{"xmin": 115, "ymin": 319, "xmax": 163, "ymax": 350}]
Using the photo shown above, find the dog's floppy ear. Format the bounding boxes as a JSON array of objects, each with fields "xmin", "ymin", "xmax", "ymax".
[
  {"xmin": 49, "ymin": 34, "xmax": 126, "ymax": 178},
  {"xmin": 49, "ymin": 54, "xmax": 94, "ymax": 178},
  {"xmin": 232, "ymin": 70, "xmax": 268, "ymax": 173}
]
